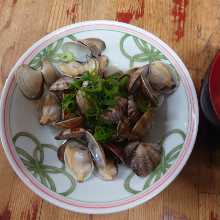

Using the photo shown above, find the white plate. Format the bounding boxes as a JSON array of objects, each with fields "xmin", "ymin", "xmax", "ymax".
[{"xmin": 0, "ymin": 20, "xmax": 199, "ymax": 214}]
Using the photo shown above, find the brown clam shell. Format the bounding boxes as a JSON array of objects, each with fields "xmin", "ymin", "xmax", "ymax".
[
  {"xmin": 55, "ymin": 116, "xmax": 84, "ymax": 129},
  {"xmin": 39, "ymin": 92, "xmax": 61, "ymax": 125},
  {"xmin": 49, "ymin": 76, "xmax": 74, "ymax": 91},
  {"xmin": 124, "ymin": 142, "xmax": 162, "ymax": 177},
  {"xmin": 41, "ymin": 59, "xmax": 60, "ymax": 87},
  {"xmin": 130, "ymin": 110, "xmax": 153, "ymax": 140},
  {"xmin": 15, "ymin": 64, "xmax": 44, "ymax": 100}
]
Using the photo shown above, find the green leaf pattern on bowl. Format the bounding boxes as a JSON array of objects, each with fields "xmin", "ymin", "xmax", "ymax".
[
  {"xmin": 124, "ymin": 129, "xmax": 186, "ymax": 194},
  {"xmin": 120, "ymin": 33, "xmax": 168, "ymax": 67},
  {"xmin": 12, "ymin": 32, "xmax": 185, "ymax": 197},
  {"xmin": 13, "ymin": 132, "xmax": 76, "ymax": 196},
  {"xmin": 29, "ymin": 34, "xmax": 76, "ymax": 70}
]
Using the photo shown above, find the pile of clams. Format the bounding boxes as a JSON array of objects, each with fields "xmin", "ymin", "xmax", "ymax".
[{"xmin": 15, "ymin": 37, "xmax": 179, "ymax": 182}]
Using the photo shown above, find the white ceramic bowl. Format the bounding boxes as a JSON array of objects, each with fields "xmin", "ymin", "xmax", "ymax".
[{"xmin": 0, "ymin": 20, "xmax": 199, "ymax": 214}]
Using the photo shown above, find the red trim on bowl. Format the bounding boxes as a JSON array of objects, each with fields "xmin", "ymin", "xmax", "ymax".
[{"xmin": 2, "ymin": 23, "xmax": 196, "ymax": 210}]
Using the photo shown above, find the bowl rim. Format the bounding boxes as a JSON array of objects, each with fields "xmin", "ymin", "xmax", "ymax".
[{"xmin": 0, "ymin": 20, "xmax": 199, "ymax": 214}]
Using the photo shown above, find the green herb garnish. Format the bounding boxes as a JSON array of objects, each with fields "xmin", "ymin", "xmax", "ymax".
[
  {"xmin": 62, "ymin": 94, "xmax": 77, "ymax": 114},
  {"xmin": 61, "ymin": 71, "xmax": 129, "ymax": 143},
  {"xmin": 94, "ymin": 122, "xmax": 114, "ymax": 143}
]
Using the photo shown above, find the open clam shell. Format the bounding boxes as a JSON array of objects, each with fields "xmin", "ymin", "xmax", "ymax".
[
  {"xmin": 62, "ymin": 41, "xmax": 92, "ymax": 63},
  {"xmin": 79, "ymin": 38, "xmax": 106, "ymax": 58},
  {"xmin": 130, "ymin": 110, "xmax": 153, "ymax": 140},
  {"xmin": 39, "ymin": 92, "xmax": 61, "ymax": 125},
  {"xmin": 58, "ymin": 59, "xmax": 98, "ymax": 77},
  {"xmin": 62, "ymin": 38, "xmax": 106, "ymax": 63},
  {"xmin": 58, "ymin": 55, "xmax": 108, "ymax": 78},
  {"xmin": 141, "ymin": 71, "xmax": 164, "ymax": 107},
  {"xmin": 148, "ymin": 61, "xmax": 179, "ymax": 95},
  {"xmin": 55, "ymin": 128, "xmax": 107, "ymax": 169},
  {"xmin": 55, "ymin": 116, "xmax": 84, "ymax": 129},
  {"xmin": 49, "ymin": 76, "xmax": 74, "ymax": 91},
  {"xmin": 85, "ymin": 131, "xmax": 107, "ymax": 169}
]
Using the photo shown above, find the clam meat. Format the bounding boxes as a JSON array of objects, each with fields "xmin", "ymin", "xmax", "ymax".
[
  {"xmin": 55, "ymin": 128, "xmax": 106, "ymax": 169},
  {"xmin": 58, "ymin": 55, "xmax": 108, "ymax": 78},
  {"xmin": 64, "ymin": 139, "xmax": 94, "ymax": 182},
  {"xmin": 39, "ymin": 92, "xmax": 61, "ymax": 125},
  {"xmin": 62, "ymin": 38, "xmax": 106, "ymax": 63},
  {"xmin": 62, "ymin": 41, "xmax": 92, "ymax": 63}
]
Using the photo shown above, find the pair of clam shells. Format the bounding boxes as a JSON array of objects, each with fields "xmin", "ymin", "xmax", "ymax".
[
  {"xmin": 15, "ymin": 38, "xmax": 108, "ymax": 100},
  {"xmin": 128, "ymin": 62, "xmax": 179, "ymax": 107},
  {"xmin": 57, "ymin": 38, "xmax": 108, "ymax": 77},
  {"xmin": 124, "ymin": 141, "xmax": 162, "ymax": 177},
  {"xmin": 56, "ymin": 129, "xmax": 118, "ymax": 182}
]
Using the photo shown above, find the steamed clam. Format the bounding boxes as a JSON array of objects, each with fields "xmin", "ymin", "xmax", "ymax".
[
  {"xmin": 57, "ymin": 128, "xmax": 117, "ymax": 181},
  {"xmin": 97, "ymin": 159, "xmax": 118, "ymax": 181},
  {"xmin": 130, "ymin": 111, "xmax": 153, "ymax": 140},
  {"xmin": 141, "ymin": 71, "xmax": 164, "ymax": 107},
  {"xmin": 116, "ymin": 118, "xmax": 131, "ymax": 142},
  {"xmin": 55, "ymin": 128, "xmax": 84, "ymax": 140},
  {"xmin": 62, "ymin": 38, "xmax": 106, "ymax": 63},
  {"xmin": 64, "ymin": 139, "xmax": 94, "ymax": 182},
  {"xmin": 127, "ymin": 67, "xmax": 142, "ymax": 94},
  {"xmin": 79, "ymin": 38, "xmax": 106, "ymax": 58},
  {"xmin": 148, "ymin": 61, "xmax": 179, "ymax": 94},
  {"xmin": 103, "ymin": 144, "xmax": 125, "ymax": 163},
  {"xmin": 58, "ymin": 55, "xmax": 108, "ymax": 78},
  {"xmin": 49, "ymin": 76, "xmax": 74, "ymax": 91},
  {"xmin": 62, "ymin": 41, "xmax": 91, "ymax": 63},
  {"xmin": 127, "ymin": 62, "xmax": 179, "ymax": 107},
  {"xmin": 15, "ymin": 37, "xmax": 181, "ymax": 181},
  {"xmin": 128, "ymin": 95, "xmax": 141, "ymax": 126},
  {"xmin": 102, "ymin": 97, "xmax": 127, "ymax": 124},
  {"xmin": 15, "ymin": 64, "xmax": 44, "ymax": 99},
  {"xmin": 39, "ymin": 92, "xmax": 61, "ymax": 125},
  {"xmin": 124, "ymin": 142, "xmax": 162, "ymax": 177},
  {"xmin": 85, "ymin": 130, "xmax": 107, "ymax": 169},
  {"xmin": 96, "ymin": 55, "xmax": 109, "ymax": 74},
  {"xmin": 55, "ymin": 116, "xmax": 84, "ymax": 129},
  {"xmin": 76, "ymin": 90, "xmax": 90, "ymax": 114},
  {"xmin": 55, "ymin": 128, "xmax": 106, "ymax": 169},
  {"xmin": 41, "ymin": 59, "xmax": 60, "ymax": 87}
]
